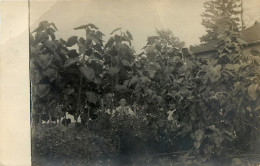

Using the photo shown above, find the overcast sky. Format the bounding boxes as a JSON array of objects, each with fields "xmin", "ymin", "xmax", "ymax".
[
  {"xmin": 1, "ymin": 0, "xmax": 260, "ymax": 50},
  {"xmin": 29, "ymin": 0, "xmax": 260, "ymax": 50}
]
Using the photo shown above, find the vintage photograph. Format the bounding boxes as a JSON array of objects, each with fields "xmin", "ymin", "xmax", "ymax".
[{"xmin": 29, "ymin": 0, "xmax": 260, "ymax": 165}]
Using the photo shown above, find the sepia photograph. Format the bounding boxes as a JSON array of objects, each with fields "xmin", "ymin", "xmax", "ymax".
[{"xmin": 5, "ymin": 0, "xmax": 260, "ymax": 165}]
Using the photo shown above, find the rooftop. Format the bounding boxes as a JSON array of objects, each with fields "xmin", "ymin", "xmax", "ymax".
[{"xmin": 190, "ymin": 21, "xmax": 260, "ymax": 55}]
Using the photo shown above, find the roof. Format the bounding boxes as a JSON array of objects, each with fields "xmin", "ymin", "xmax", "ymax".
[
  {"xmin": 191, "ymin": 21, "xmax": 260, "ymax": 54},
  {"xmin": 240, "ymin": 21, "xmax": 260, "ymax": 43},
  {"xmin": 189, "ymin": 41, "xmax": 217, "ymax": 54}
]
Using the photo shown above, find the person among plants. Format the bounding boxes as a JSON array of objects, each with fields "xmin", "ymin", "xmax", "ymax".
[{"xmin": 112, "ymin": 99, "xmax": 135, "ymax": 117}]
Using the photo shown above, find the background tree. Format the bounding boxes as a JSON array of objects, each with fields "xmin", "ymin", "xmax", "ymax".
[
  {"xmin": 200, "ymin": 0, "xmax": 242, "ymax": 42},
  {"xmin": 146, "ymin": 29, "xmax": 185, "ymax": 50}
]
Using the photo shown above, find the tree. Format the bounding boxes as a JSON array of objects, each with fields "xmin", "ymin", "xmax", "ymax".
[
  {"xmin": 146, "ymin": 29, "xmax": 185, "ymax": 50},
  {"xmin": 200, "ymin": 0, "xmax": 242, "ymax": 42}
]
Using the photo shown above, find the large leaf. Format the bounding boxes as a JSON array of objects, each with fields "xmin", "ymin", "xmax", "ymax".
[
  {"xmin": 74, "ymin": 25, "xmax": 89, "ymax": 30},
  {"xmin": 35, "ymin": 31, "xmax": 49, "ymax": 43},
  {"xmin": 126, "ymin": 30, "xmax": 133, "ymax": 40},
  {"xmin": 193, "ymin": 129, "xmax": 204, "ymax": 141},
  {"xmin": 107, "ymin": 67, "xmax": 120, "ymax": 75},
  {"xmin": 104, "ymin": 37, "xmax": 114, "ymax": 49},
  {"xmin": 64, "ymin": 57, "xmax": 79, "ymax": 68},
  {"xmin": 34, "ymin": 70, "xmax": 42, "ymax": 84},
  {"xmin": 42, "ymin": 68, "xmax": 58, "ymax": 82},
  {"xmin": 36, "ymin": 53, "xmax": 53, "ymax": 69},
  {"xmin": 46, "ymin": 28, "xmax": 56, "ymax": 40},
  {"xmin": 36, "ymin": 84, "xmax": 50, "ymax": 98},
  {"xmin": 33, "ymin": 21, "xmax": 49, "ymax": 33},
  {"xmin": 121, "ymin": 59, "xmax": 131, "ymax": 67},
  {"xmin": 129, "ymin": 76, "xmax": 138, "ymax": 87},
  {"xmin": 33, "ymin": 102, "xmax": 46, "ymax": 114},
  {"xmin": 87, "ymin": 33, "xmax": 102, "ymax": 45},
  {"xmin": 248, "ymin": 84, "xmax": 258, "ymax": 100},
  {"xmin": 110, "ymin": 27, "xmax": 122, "ymax": 35},
  {"xmin": 68, "ymin": 49, "xmax": 80, "ymax": 58},
  {"xmin": 80, "ymin": 66, "xmax": 95, "ymax": 81},
  {"xmin": 122, "ymin": 35, "xmax": 131, "ymax": 45},
  {"xmin": 44, "ymin": 40, "xmax": 58, "ymax": 52},
  {"xmin": 74, "ymin": 23, "xmax": 98, "ymax": 30},
  {"xmin": 225, "ymin": 63, "xmax": 240, "ymax": 72},
  {"xmin": 86, "ymin": 91, "xmax": 98, "ymax": 104},
  {"xmin": 87, "ymin": 23, "xmax": 98, "ymax": 30},
  {"xmin": 60, "ymin": 38, "xmax": 67, "ymax": 45},
  {"xmin": 96, "ymin": 31, "xmax": 105, "ymax": 38},
  {"xmin": 30, "ymin": 44, "xmax": 43, "ymax": 57},
  {"xmin": 66, "ymin": 36, "xmax": 78, "ymax": 47},
  {"xmin": 208, "ymin": 64, "xmax": 221, "ymax": 83},
  {"xmin": 50, "ymin": 22, "xmax": 58, "ymax": 30}
]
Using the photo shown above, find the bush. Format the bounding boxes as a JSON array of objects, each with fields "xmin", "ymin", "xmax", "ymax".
[{"xmin": 31, "ymin": 124, "xmax": 117, "ymax": 166}]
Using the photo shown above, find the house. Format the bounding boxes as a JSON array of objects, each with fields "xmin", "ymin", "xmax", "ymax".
[{"xmin": 189, "ymin": 17, "xmax": 260, "ymax": 60}]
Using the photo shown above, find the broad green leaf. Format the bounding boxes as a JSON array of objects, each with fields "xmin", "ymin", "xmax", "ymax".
[
  {"xmin": 34, "ymin": 70, "xmax": 42, "ymax": 84},
  {"xmin": 96, "ymin": 31, "xmax": 105, "ymax": 38},
  {"xmin": 36, "ymin": 53, "xmax": 53, "ymax": 69},
  {"xmin": 156, "ymin": 96, "xmax": 163, "ymax": 105},
  {"xmin": 248, "ymin": 84, "xmax": 258, "ymax": 100},
  {"xmin": 75, "ymin": 23, "xmax": 99, "ymax": 30},
  {"xmin": 225, "ymin": 63, "xmax": 240, "ymax": 72},
  {"xmin": 153, "ymin": 62, "xmax": 161, "ymax": 69},
  {"xmin": 114, "ymin": 35, "xmax": 122, "ymax": 43},
  {"xmin": 74, "ymin": 25, "xmax": 89, "ymax": 30},
  {"xmin": 78, "ymin": 38, "xmax": 86, "ymax": 55},
  {"xmin": 43, "ymin": 68, "xmax": 58, "ymax": 82},
  {"xmin": 87, "ymin": 33, "xmax": 102, "ymax": 45},
  {"xmin": 126, "ymin": 30, "xmax": 133, "ymax": 40},
  {"xmin": 35, "ymin": 31, "xmax": 49, "ymax": 43},
  {"xmin": 44, "ymin": 40, "xmax": 58, "ymax": 52},
  {"xmin": 129, "ymin": 76, "xmax": 138, "ymax": 86},
  {"xmin": 105, "ymin": 37, "xmax": 114, "ymax": 49},
  {"xmin": 64, "ymin": 57, "xmax": 79, "ymax": 68},
  {"xmin": 47, "ymin": 28, "xmax": 56, "ymax": 40},
  {"xmin": 30, "ymin": 44, "xmax": 43, "ymax": 57},
  {"xmin": 50, "ymin": 22, "xmax": 57, "ymax": 30},
  {"xmin": 87, "ymin": 23, "xmax": 99, "ymax": 30},
  {"xmin": 60, "ymin": 38, "xmax": 67, "ymax": 45},
  {"xmin": 33, "ymin": 21, "xmax": 49, "ymax": 33},
  {"xmin": 80, "ymin": 66, "xmax": 95, "ymax": 81},
  {"xmin": 36, "ymin": 84, "xmax": 50, "ymax": 98},
  {"xmin": 107, "ymin": 67, "xmax": 120, "ymax": 75},
  {"xmin": 86, "ymin": 91, "xmax": 98, "ymax": 104},
  {"xmin": 122, "ymin": 35, "xmax": 131, "ymax": 45},
  {"xmin": 194, "ymin": 141, "xmax": 201, "ymax": 149},
  {"xmin": 121, "ymin": 59, "xmax": 131, "ymax": 67},
  {"xmin": 66, "ymin": 36, "xmax": 78, "ymax": 47},
  {"xmin": 194, "ymin": 129, "xmax": 204, "ymax": 141},
  {"xmin": 39, "ymin": 21, "xmax": 49, "ymax": 30},
  {"xmin": 68, "ymin": 49, "xmax": 80, "ymax": 58},
  {"xmin": 110, "ymin": 27, "xmax": 122, "ymax": 35}
]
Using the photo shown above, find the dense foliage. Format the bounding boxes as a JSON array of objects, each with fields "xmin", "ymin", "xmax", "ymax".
[{"xmin": 30, "ymin": 20, "xmax": 260, "ymax": 166}]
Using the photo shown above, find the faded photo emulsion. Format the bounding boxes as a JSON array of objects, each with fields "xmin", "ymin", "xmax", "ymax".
[{"xmin": 27, "ymin": 0, "xmax": 260, "ymax": 165}]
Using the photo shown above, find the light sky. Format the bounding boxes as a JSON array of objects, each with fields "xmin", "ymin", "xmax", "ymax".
[
  {"xmin": 28, "ymin": 0, "xmax": 260, "ymax": 51},
  {"xmin": 0, "ymin": 0, "xmax": 260, "ymax": 48}
]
